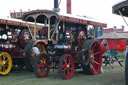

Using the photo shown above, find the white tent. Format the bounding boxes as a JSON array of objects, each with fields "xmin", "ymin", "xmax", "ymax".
[{"xmin": 97, "ymin": 32, "xmax": 128, "ymax": 39}]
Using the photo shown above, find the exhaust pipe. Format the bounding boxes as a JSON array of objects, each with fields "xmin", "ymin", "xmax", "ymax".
[
  {"xmin": 54, "ymin": 0, "xmax": 60, "ymax": 12},
  {"xmin": 67, "ymin": 0, "xmax": 71, "ymax": 14},
  {"xmin": 54, "ymin": 0, "xmax": 58, "ymax": 9}
]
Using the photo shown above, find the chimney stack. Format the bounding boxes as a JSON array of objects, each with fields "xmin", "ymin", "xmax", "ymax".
[
  {"xmin": 67, "ymin": 0, "xmax": 71, "ymax": 14},
  {"xmin": 54, "ymin": 0, "xmax": 60, "ymax": 12},
  {"xmin": 54, "ymin": 0, "xmax": 58, "ymax": 8}
]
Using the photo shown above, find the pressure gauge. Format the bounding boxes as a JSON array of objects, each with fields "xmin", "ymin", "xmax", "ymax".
[{"xmin": 2, "ymin": 34, "xmax": 7, "ymax": 40}]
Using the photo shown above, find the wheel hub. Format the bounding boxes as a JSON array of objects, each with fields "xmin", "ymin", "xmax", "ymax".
[
  {"xmin": 40, "ymin": 64, "xmax": 45, "ymax": 69},
  {"xmin": 90, "ymin": 52, "xmax": 95, "ymax": 62},
  {"xmin": 1, "ymin": 61, "xmax": 6, "ymax": 66},
  {"xmin": 67, "ymin": 64, "xmax": 70, "ymax": 68}
]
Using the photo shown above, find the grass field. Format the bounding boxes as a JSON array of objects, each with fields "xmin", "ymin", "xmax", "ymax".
[{"xmin": 0, "ymin": 60, "xmax": 125, "ymax": 85}]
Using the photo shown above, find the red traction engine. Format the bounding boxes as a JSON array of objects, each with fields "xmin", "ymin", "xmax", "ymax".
[
  {"xmin": 22, "ymin": 10, "xmax": 107, "ymax": 79},
  {"xmin": 0, "ymin": 18, "xmax": 43, "ymax": 75},
  {"xmin": 0, "ymin": 25, "xmax": 31, "ymax": 75}
]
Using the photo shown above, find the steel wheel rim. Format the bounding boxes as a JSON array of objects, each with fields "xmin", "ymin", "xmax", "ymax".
[
  {"xmin": 0, "ymin": 52, "xmax": 12, "ymax": 75},
  {"xmin": 36, "ymin": 55, "xmax": 49, "ymax": 77},
  {"xmin": 61, "ymin": 55, "xmax": 74, "ymax": 79},
  {"xmin": 89, "ymin": 41, "xmax": 102, "ymax": 74}
]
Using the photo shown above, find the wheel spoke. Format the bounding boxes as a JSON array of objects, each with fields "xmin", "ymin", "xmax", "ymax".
[
  {"xmin": 0, "ymin": 56, "xmax": 2, "ymax": 62},
  {"xmin": 91, "ymin": 44, "xmax": 97, "ymax": 55},
  {"xmin": 93, "ymin": 44, "xmax": 97, "ymax": 48},
  {"xmin": 64, "ymin": 58, "xmax": 67, "ymax": 64},
  {"xmin": 4, "ymin": 59, "xmax": 9, "ymax": 64},
  {"xmin": 62, "ymin": 68, "xmax": 67, "ymax": 73},
  {"xmin": 91, "ymin": 60, "xmax": 99, "ymax": 65},
  {"xmin": 37, "ymin": 64, "xmax": 46, "ymax": 73},
  {"xmin": 3, "ymin": 66, "xmax": 6, "ymax": 72},
  {"xmin": 62, "ymin": 68, "xmax": 66, "ymax": 72},
  {"xmin": 37, "ymin": 68, "xmax": 41, "ymax": 72},
  {"xmin": 0, "ymin": 66, "xmax": 2, "ymax": 71},
  {"xmin": 40, "ymin": 59, "xmax": 44, "ymax": 64},
  {"xmin": 5, "ymin": 64, "xmax": 9, "ymax": 68},
  {"xmin": 62, "ymin": 64, "xmax": 67, "ymax": 71},
  {"xmin": 3, "ymin": 55, "xmax": 6, "ymax": 61},
  {"xmin": 94, "ymin": 52, "xmax": 100, "ymax": 56},
  {"xmin": 90, "ymin": 49, "xmax": 93, "ymax": 56},
  {"xmin": 37, "ymin": 64, "xmax": 43, "ymax": 72},
  {"xmin": 67, "ymin": 68, "xmax": 71, "ymax": 75},
  {"xmin": 90, "ymin": 64, "xmax": 96, "ymax": 73},
  {"xmin": 68, "ymin": 59, "xmax": 71, "ymax": 65},
  {"xmin": 38, "ymin": 45, "xmax": 41, "ymax": 53}
]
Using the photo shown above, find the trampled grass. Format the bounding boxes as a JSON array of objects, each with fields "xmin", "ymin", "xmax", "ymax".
[{"xmin": 0, "ymin": 61, "xmax": 125, "ymax": 85}]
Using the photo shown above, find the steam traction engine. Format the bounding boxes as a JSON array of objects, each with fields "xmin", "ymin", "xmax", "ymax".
[
  {"xmin": 0, "ymin": 18, "xmax": 43, "ymax": 75},
  {"xmin": 22, "ymin": 10, "xmax": 107, "ymax": 79}
]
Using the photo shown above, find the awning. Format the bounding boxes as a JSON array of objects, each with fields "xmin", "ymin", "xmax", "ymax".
[{"xmin": 112, "ymin": 0, "xmax": 128, "ymax": 17}]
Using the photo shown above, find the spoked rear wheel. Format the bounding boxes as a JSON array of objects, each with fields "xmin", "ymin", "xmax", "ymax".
[
  {"xmin": 81, "ymin": 39, "xmax": 102, "ymax": 75},
  {"xmin": 25, "ymin": 40, "xmax": 46, "ymax": 72},
  {"xmin": 34, "ymin": 54, "xmax": 49, "ymax": 78},
  {"xmin": 0, "ymin": 52, "xmax": 12, "ymax": 75},
  {"xmin": 59, "ymin": 54, "xmax": 74, "ymax": 80}
]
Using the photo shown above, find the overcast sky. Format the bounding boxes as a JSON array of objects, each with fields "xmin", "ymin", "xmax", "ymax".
[{"xmin": 0, "ymin": 0, "xmax": 127, "ymax": 30}]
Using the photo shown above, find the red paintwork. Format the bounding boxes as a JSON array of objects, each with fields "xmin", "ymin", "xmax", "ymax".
[
  {"xmin": 100, "ymin": 39, "xmax": 127, "ymax": 53},
  {"xmin": 35, "ymin": 54, "xmax": 49, "ymax": 78},
  {"xmin": 67, "ymin": 0, "xmax": 71, "ymax": 14},
  {"xmin": 0, "ymin": 18, "xmax": 42, "ymax": 28},
  {"xmin": 103, "ymin": 28, "xmax": 124, "ymax": 34},
  {"xmin": 89, "ymin": 40, "xmax": 102, "ymax": 75},
  {"xmin": 61, "ymin": 55, "xmax": 74, "ymax": 79},
  {"xmin": 59, "ymin": 15, "xmax": 107, "ymax": 28},
  {"xmin": 78, "ymin": 29, "xmax": 87, "ymax": 47},
  {"xmin": 21, "ymin": 9, "xmax": 106, "ymax": 79}
]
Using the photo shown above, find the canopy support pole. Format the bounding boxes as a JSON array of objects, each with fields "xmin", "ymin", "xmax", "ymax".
[
  {"xmin": 34, "ymin": 19, "xmax": 37, "ymax": 40},
  {"xmin": 26, "ymin": 21, "xmax": 34, "ymax": 39},
  {"xmin": 118, "ymin": 10, "xmax": 128, "ymax": 27}
]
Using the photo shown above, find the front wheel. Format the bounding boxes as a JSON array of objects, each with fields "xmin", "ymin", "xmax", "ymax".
[
  {"xmin": 59, "ymin": 54, "xmax": 74, "ymax": 80},
  {"xmin": 0, "ymin": 52, "xmax": 12, "ymax": 75},
  {"xmin": 34, "ymin": 54, "xmax": 49, "ymax": 78}
]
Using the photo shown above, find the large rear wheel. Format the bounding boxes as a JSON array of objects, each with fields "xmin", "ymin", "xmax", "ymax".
[
  {"xmin": 0, "ymin": 52, "xmax": 12, "ymax": 75},
  {"xmin": 25, "ymin": 40, "xmax": 46, "ymax": 72},
  {"xmin": 59, "ymin": 54, "xmax": 74, "ymax": 80},
  {"xmin": 34, "ymin": 54, "xmax": 49, "ymax": 78},
  {"xmin": 81, "ymin": 39, "xmax": 102, "ymax": 75}
]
